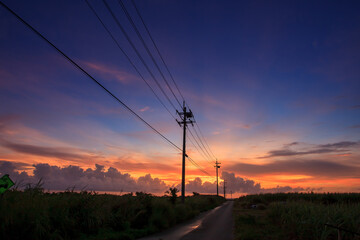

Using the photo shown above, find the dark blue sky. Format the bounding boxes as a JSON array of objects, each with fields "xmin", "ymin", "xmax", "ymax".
[{"xmin": 0, "ymin": 0, "xmax": 359, "ymax": 192}]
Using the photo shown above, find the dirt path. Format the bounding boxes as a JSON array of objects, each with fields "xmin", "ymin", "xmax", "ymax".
[{"xmin": 139, "ymin": 201, "xmax": 234, "ymax": 240}]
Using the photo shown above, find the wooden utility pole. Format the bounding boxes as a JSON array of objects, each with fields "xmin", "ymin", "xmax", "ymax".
[
  {"xmin": 214, "ymin": 160, "xmax": 221, "ymax": 196},
  {"xmin": 176, "ymin": 101, "xmax": 194, "ymax": 203}
]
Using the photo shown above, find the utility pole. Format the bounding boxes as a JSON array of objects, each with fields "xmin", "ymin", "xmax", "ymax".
[
  {"xmin": 176, "ymin": 101, "xmax": 194, "ymax": 203},
  {"xmin": 230, "ymin": 190, "xmax": 233, "ymax": 199},
  {"xmin": 223, "ymin": 180, "xmax": 226, "ymax": 199},
  {"xmin": 214, "ymin": 160, "xmax": 221, "ymax": 196}
]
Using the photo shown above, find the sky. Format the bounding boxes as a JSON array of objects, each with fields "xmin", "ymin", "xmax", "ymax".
[{"xmin": 0, "ymin": 0, "xmax": 359, "ymax": 195}]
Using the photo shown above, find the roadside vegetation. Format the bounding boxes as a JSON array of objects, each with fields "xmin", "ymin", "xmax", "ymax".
[
  {"xmin": 233, "ymin": 193, "xmax": 360, "ymax": 240},
  {"xmin": 0, "ymin": 184, "xmax": 225, "ymax": 240}
]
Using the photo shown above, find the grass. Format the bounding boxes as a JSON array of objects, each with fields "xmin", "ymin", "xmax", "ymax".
[
  {"xmin": 233, "ymin": 193, "xmax": 360, "ymax": 240},
  {"xmin": 0, "ymin": 187, "xmax": 225, "ymax": 240}
]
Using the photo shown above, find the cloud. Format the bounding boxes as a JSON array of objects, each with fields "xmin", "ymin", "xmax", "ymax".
[
  {"xmin": 221, "ymin": 171, "xmax": 262, "ymax": 194},
  {"xmin": 113, "ymin": 160, "xmax": 179, "ymax": 173},
  {"xmin": 349, "ymin": 125, "xmax": 360, "ymax": 129},
  {"xmin": 285, "ymin": 142, "xmax": 299, "ymax": 147},
  {"xmin": 226, "ymin": 159, "xmax": 360, "ymax": 178},
  {"xmin": 0, "ymin": 161, "xmax": 168, "ymax": 193},
  {"xmin": 182, "ymin": 177, "xmax": 218, "ymax": 194},
  {"xmin": 261, "ymin": 141, "xmax": 359, "ymax": 158},
  {"xmin": 262, "ymin": 148, "xmax": 338, "ymax": 158},
  {"xmin": 319, "ymin": 141, "xmax": 358, "ymax": 148},
  {"xmin": 139, "ymin": 106, "xmax": 150, "ymax": 112},
  {"xmin": 221, "ymin": 171, "xmax": 319, "ymax": 193},
  {"xmin": 180, "ymin": 171, "xmax": 309, "ymax": 194},
  {"xmin": 1, "ymin": 140, "xmax": 100, "ymax": 162},
  {"xmin": 0, "ymin": 115, "xmax": 21, "ymax": 135},
  {"xmin": 83, "ymin": 61, "xmax": 137, "ymax": 84},
  {"xmin": 0, "ymin": 161, "xmax": 311, "ymax": 194}
]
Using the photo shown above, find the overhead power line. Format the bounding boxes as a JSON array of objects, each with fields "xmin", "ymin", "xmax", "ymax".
[
  {"xmin": 190, "ymin": 125, "xmax": 215, "ymax": 162},
  {"xmin": 88, "ymin": 0, "xmax": 211, "ymax": 177},
  {"xmin": 0, "ymin": 0, "xmax": 181, "ymax": 152},
  {"xmin": 126, "ymin": 0, "xmax": 218, "ymax": 163},
  {"xmin": 188, "ymin": 128, "xmax": 214, "ymax": 163},
  {"xmin": 191, "ymin": 113, "xmax": 218, "ymax": 160},
  {"xmin": 102, "ymin": 0, "xmax": 178, "ymax": 112},
  {"xmin": 0, "ymin": 0, "xmax": 211, "ymax": 177},
  {"xmin": 85, "ymin": 0, "xmax": 176, "ymax": 120},
  {"xmin": 130, "ymin": 0, "xmax": 185, "ymax": 103},
  {"xmin": 188, "ymin": 156, "xmax": 211, "ymax": 176},
  {"xmin": 118, "ymin": 0, "xmax": 182, "ymax": 109},
  {"xmin": 187, "ymin": 133, "xmax": 211, "ymax": 163}
]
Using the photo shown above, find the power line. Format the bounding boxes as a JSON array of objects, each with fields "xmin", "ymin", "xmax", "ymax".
[
  {"xmin": 191, "ymin": 124, "xmax": 215, "ymax": 162},
  {"xmin": 130, "ymin": 0, "xmax": 185, "ymax": 103},
  {"xmin": 95, "ymin": 0, "xmax": 219, "ymax": 178},
  {"xmin": 127, "ymin": 0, "xmax": 218, "ymax": 164},
  {"xmin": 0, "ymin": 0, "xmax": 211, "ymax": 178},
  {"xmin": 187, "ymin": 136, "xmax": 213, "ymax": 175},
  {"xmin": 124, "ymin": 0, "xmax": 217, "ymax": 173},
  {"xmin": 191, "ymin": 113, "xmax": 217, "ymax": 159},
  {"xmin": 188, "ymin": 156, "xmax": 211, "ymax": 176},
  {"xmin": 195, "ymin": 122, "xmax": 217, "ymax": 159},
  {"xmin": 88, "ymin": 0, "xmax": 211, "ymax": 178},
  {"xmin": 118, "ymin": 0, "xmax": 216, "ymax": 178},
  {"xmin": 188, "ymin": 128, "xmax": 214, "ymax": 163},
  {"xmin": 102, "ymin": 0, "xmax": 178, "ymax": 112},
  {"xmin": 118, "ymin": 0, "xmax": 182, "ymax": 109},
  {"xmin": 0, "ymin": 0, "xmax": 181, "ymax": 152},
  {"xmin": 187, "ymin": 133, "xmax": 211, "ymax": 163},
  {"xmin": 85, "ymin": 0, "xmax": 176, "ymax": 120}
]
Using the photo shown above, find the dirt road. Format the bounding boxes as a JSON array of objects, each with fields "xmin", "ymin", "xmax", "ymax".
[{"xmin": 139, "ymin": 200, "xmax": 234, "ymax": 240}]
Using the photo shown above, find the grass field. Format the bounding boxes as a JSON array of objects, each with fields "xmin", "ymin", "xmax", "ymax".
[
  {"xmin": 0, "ymin": 187, "xmax": 225, "ymax": 240},
  {"xmin": 233, "ymin": 193, "xmax": 360, "ymax": 240}
]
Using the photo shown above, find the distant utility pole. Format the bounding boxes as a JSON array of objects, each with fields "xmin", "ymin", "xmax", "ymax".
[
  {"xmin": 214, "ymin": 160, "xmax": 221, "ymax": 196},
  {"xmin": 176, "ymin": 101, "xmax": 194, "ymax": 203},
  {"xmin": 230, "ymin": 190, "xmax": 233, "ymax": 199},
  {"xmin": 223, "ymin": 180, "xmax": 226, "ymax": 199}
]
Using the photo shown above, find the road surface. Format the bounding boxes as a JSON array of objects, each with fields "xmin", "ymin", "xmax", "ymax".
[{"xmin": 139, "ymin": 200, "xmax": 234, "ymax": 240}]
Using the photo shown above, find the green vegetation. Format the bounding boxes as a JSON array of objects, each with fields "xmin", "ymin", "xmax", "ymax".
[
  {"xmin": 0, "ymin": 186, "xmax": 225, "ymax": 240},
  {"xmin": 233, "ymin": 193, "xmax": 360, "ymax": 240}
]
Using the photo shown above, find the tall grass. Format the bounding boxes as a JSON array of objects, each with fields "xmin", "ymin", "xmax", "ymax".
[
  {"xmin": 0, "ymin": 188, "xmax": 225, "ymax": 240},
  {"xmin": 234, "ymin": 193, "xmax": 360, "ymax": 240}
]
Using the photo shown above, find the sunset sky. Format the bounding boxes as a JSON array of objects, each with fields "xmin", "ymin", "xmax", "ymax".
[{"xmin": 0, "ymin": 0, "xmax": 359, "ymax": 195}]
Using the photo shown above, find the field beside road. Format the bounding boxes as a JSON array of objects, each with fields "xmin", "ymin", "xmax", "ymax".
[
  {"xmin": 233, "ymin": 193, "xmax": 360, "ymax": 240},
  {"xmin": 0, "ymin": 187, "xmax": 224, "ymax": 240}
]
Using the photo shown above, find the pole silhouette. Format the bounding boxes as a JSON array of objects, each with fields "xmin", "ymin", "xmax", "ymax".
[
  {"xmin": 214, "ymin": 160, "xmax": 221, "ymax": 196},
  {"xmin": 177, "ymin": 101, "xmax": 194, "ymax": 203}
]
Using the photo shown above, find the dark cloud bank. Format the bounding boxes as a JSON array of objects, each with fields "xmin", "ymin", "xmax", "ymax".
[
  {"xmin": 226, "ymin": 159, "xmax": 360, "ymax": 178},
  {"xmin": 261, "ymin": 141, "xmax": 359, "ymax": 158},
  {"xmin": 227, "ymin": 140, "xmax": 360, "ymax": 179},
  {"xmin": 0, "ymin": 161, "xmax": 309, "ymax": 194}
]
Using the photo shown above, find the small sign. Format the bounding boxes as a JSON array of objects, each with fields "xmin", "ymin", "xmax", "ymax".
[{"xmin": 0, "ymin": 174, "xmax": 14, "ymax": 194}]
